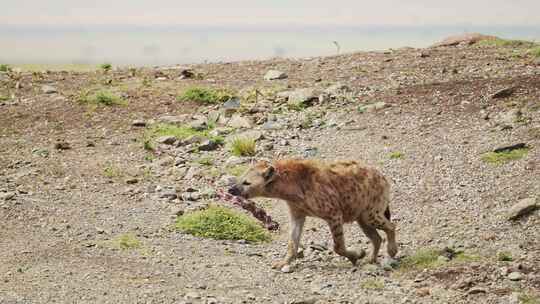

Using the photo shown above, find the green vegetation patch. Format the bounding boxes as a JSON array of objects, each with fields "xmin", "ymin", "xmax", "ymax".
[
  {"xmin": 360, "ymin": 278, "xmax": 385, "ymax": 290},
  {"xmin": 530, "ymin": 47, "xmax": 540, "ymax": 58},
  {"xmin": 176, "ymin": 205, "xmax": 269, "ymax": 242},
  {"xmin": 103, "ymin": 164, "xmax": 123, "ymax": 178},
  {"xmin": 399, "ymin": 248, "xmax": 481, "ymax": 272},
  {"xmin": 177, "ymin": 87, "xmax": 234, "ymax": 104},
  {"xmin": 226, "ymin": 164, "xmax": 249, "ymax": 177},
  {"xmin": 229, "ymin": 137, "xmax": 256, "ymax": 157},
  {"xmin": 497, "ymin": 251, "xmax": 513, "ymax": 262},
  {"xmin": 399, "ymin": 248, "xmax": 443, "ymax": 271},
  {"xmin": 519, "ymin": 293, "xmax": 540, "ymax": 304},
  {"xmin": 100, "ymin": 63, "xmax": 112, "ymax": 72},
  {"xmin": 481, "ymin": 148, "xmax": 529, "ymax": 165},
  {"xmin": 110, "ymin": 233, "xmax": 142, "ymax": 250},
  {"xmin": 78, "ymin": 89, "xmax": 126, "ymax": 106},
  {"xmin": 389, "ymin": 151, "xmax": 404, "ymax": 159},
  {"xmin": 477, "ymin": 38, "xmax": 536, "ymax": 48},
  {"xmin": 0, "ymin": 64, "xmax": 11, "ymax": 72}
]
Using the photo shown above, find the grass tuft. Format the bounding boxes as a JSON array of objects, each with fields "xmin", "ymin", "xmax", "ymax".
[
  {"xmin": 177, "ymin": 87, "xmax": 233, "ymax": 104},
  {"xmin": 143, "ymin": 123, "xmax": 223, "ymax": 149},
  {"xmin": 229, "ymin": 137, "xmax": 256, "ymax": 157},
  {"xmin": 497, "ymin": 251, "xmax": 513, "ymax": 262},
  {"xmin": 103, "ymin": 164, "xmax": 122, "ymax": 178},
  {"xmin": 399, "ymin": 249, "xmax": 442, "ymax": 271},
  {"xmin": 176, "ymin": 205, "xmax": 269, "ymax": 242},
  {"xmin": 477, "ymin": 38, "xmax": 536, "ymax": 48},
  {"xmin": 360, "ymin": 278, "xmax": 385, "ymax": 290},
  {"xmin": 530, "ymin": 47, "xmax": 540, "ymax": 58},
  {"xmin": 481, "ymin": 148, "xmax": 529, "ymax": 165},
  {"xmin": 100, "ymin": 63, "xmax": 112, "ymax": 72},
  {"xmin": 113, "ymin": 234, "xmax": 141, "ymax": 249},
  {"xmin": 399, "ymin": 248, "xmax": 481, "ymax": 272},
  {"xmin": 79, "ymin": 89, "xmax": 126, "ymax": 106},
  {"xmin": 389, "ymin": 151, "xmax": 404, "ymax": 159},
  {"xmin": 0, "ymin": 64, "xmax": 11, "ymax": 72}
]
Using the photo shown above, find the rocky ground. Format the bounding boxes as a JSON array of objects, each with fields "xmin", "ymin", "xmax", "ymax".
[{"xmin": 1, "ymin": 36, "xmax": 540, "ymax": 304}]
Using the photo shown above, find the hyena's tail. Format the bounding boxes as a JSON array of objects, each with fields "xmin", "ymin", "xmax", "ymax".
[{"xmin": 384, "ymin": 207, "xmax": 391, "ymax": 221}]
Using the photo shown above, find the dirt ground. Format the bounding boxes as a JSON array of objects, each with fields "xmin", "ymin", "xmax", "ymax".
[{"xmin": 1, "ymin": 39, "xmax": 539, "ymax": 304}]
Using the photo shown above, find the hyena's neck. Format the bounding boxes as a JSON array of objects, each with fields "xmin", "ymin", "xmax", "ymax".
[{"xmin": 264, "ymin": 179, "xmax": 305, "ymax": 202}]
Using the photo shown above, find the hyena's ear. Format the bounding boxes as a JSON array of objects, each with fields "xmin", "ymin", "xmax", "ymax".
[{"xmin": 263, "ymin": 165, "xmax": 276, "ymax": 181}]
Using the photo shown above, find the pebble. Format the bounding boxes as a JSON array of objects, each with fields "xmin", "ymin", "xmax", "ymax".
[
  {"xmin": 508, "ymin": 272, "xmax": 523, "ymax": 281},
  {"xmin": 263, "ymin": 70, "xmax": 287, "ymax": 80}
]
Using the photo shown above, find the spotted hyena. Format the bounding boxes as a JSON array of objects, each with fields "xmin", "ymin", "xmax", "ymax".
[{"xmin": 228, "ymin": 159, "xmax": 398, "ymax": 270}]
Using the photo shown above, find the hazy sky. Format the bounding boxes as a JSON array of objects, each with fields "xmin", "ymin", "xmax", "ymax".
[{"xmin": 2, "ymin": 0, "xmax": 539, "ymax": 27}]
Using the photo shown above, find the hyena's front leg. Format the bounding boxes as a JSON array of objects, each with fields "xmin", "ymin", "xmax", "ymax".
[
  {"xmin": 272, "ymin": 215, "xmax": 305, "ymax": 270},
  {"xmin": 328, "ymin": 219, "xmax": 365, "ymax": 266}
]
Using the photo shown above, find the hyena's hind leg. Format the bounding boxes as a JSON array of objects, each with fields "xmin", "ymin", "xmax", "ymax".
[
  {"xmin": 327, "ymin": 219, "xmax": 365, "ymax": 266},
  {"xmin": 360, "ymin": 206, "xmax": 398, "ymax": 262},
  {"xmin": 380, "ymin": 206, "xmax": 398, "ymax": 258},
  {"xmin": 356, "ymin": 218, "xmax": 382, "ymax": 263}
]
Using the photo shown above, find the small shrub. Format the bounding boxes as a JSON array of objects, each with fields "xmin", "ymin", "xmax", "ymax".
[
  {"xmin": 103, "ymin": 164, "xmax": 122, "ymax": 178},
  {"xmin": 497, "ymin": 251, "xmax": 513, "ymax": 262},
  {"xmin": 481, "ymin": 148, "xmax": 529, "ymax": 165},
  {"xmin": 0, "ymin": 64, "xmax": 10, "ymax": 72},
  {"xmin": 530, "ymin": 47, "xmax": 540, "ymax": 58},
  {"xmin": 360, "ymin": 278, "xmax": 384, "ymax": 290},
  {"xmin": 229, "ymin": 137, "xmax": 256, "ymax": 157},
  {"xmin": 389, "ymin": 151, "xmax": 404, "ymax": 159},
  {"xmin": 79, "ymin": 89, "xmax": 126, "ymax": 106},
  {"xmin": 143, "ymin": 139, "xmax": 154, "ymax": 151},
  {"xmin": 0, "ymin": 95, "xmax": 9, "ymax": 101},
  {"xmin": 114, "ymin": 233, "xmax": 141, "ymax": 249},
  {"xmin": 177, "ymin": 87, "xmax": 233, "ymax": 104},
  {"xmin": 287, "ymin": 101, "xmax": 306, "ymax": 112},
  {"xmin": 100, "ymin": 63, "xmax": 112, "ymax": 72},
  {"xmin": 176, "ymin": 205, "xmax": 269, "ymax": 242}
]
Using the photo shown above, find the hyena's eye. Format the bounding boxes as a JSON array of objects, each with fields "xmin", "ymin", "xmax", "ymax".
[{"xmin": 242, "ymin": 181, "xmax": 251, "ymax": 186}]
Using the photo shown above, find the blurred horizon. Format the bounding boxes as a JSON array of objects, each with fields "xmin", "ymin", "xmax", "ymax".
[
  {"xmin": 2, "ymin": 24, "xmax": 539, "ymax": 67},
  {"xmin": 2, "ymin": 0, "xmax": 539, "ymax": 66}
]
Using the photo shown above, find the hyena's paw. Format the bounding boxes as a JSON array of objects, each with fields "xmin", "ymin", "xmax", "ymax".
[
  {"xmin": 348, "ymin": 249, "xmax": 366, "ymax": 266},
  {"xmin": 271, "ymin": 260, "xmax": 293, "ymax": 273}
]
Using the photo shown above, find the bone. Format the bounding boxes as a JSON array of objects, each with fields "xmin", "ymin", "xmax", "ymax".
[{"xmin": 217, "ymin": 189, "xmax": 279, "ymax": 231}]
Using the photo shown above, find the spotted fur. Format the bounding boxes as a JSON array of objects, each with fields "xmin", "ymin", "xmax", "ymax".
[{"xmin": 228, "ymin": 159, "xmax": 398, "ymax": 270}]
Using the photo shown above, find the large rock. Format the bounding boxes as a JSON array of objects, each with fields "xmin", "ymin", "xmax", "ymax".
[
  {"xmin": 198, "ymin": 139, "xmax": 220, "ymax": 151},
  {"xmin": 431, "ymin": 33, "xmax": 498, "ymax": 47},
  {"xmin": 507, "ymin": 197, "xmax": 538, "ymax": 220},
  {"xmin": 222, "ymin": 97, "xmax": 241, "ymax": 114},
  {"xmin": 227, "ymin": 115, "xmax": 252, "ymax": 129},
  {"xmin": 156, "ymin": 136, "xmax": 177, "ymax": 145},
  {"xmin": 264, "ymin": 70, "xmax": 287, "ymax": 81},
  {"xmin": 157, "ymin": 115, "xmax": 188, "ymax": 125},
  {"xmin": 359, "ymin": 102, "xmax": 388, "ymax": 112},
  {"xmin": 324, "ymin": 83, "xmax": 351, "ymax": 96},
  {"xmin": 288, "ymin": 88, "xmax": 318, "ymax": 103},
  {"xmin": 41, "ymin": 85, "xmax": 58, "ymax": 94}
]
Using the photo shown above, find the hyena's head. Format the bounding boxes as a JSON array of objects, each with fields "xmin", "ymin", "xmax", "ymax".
[{"xmin": 228, "ymin": 161, "xmax": 276, "ymax": 199}]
